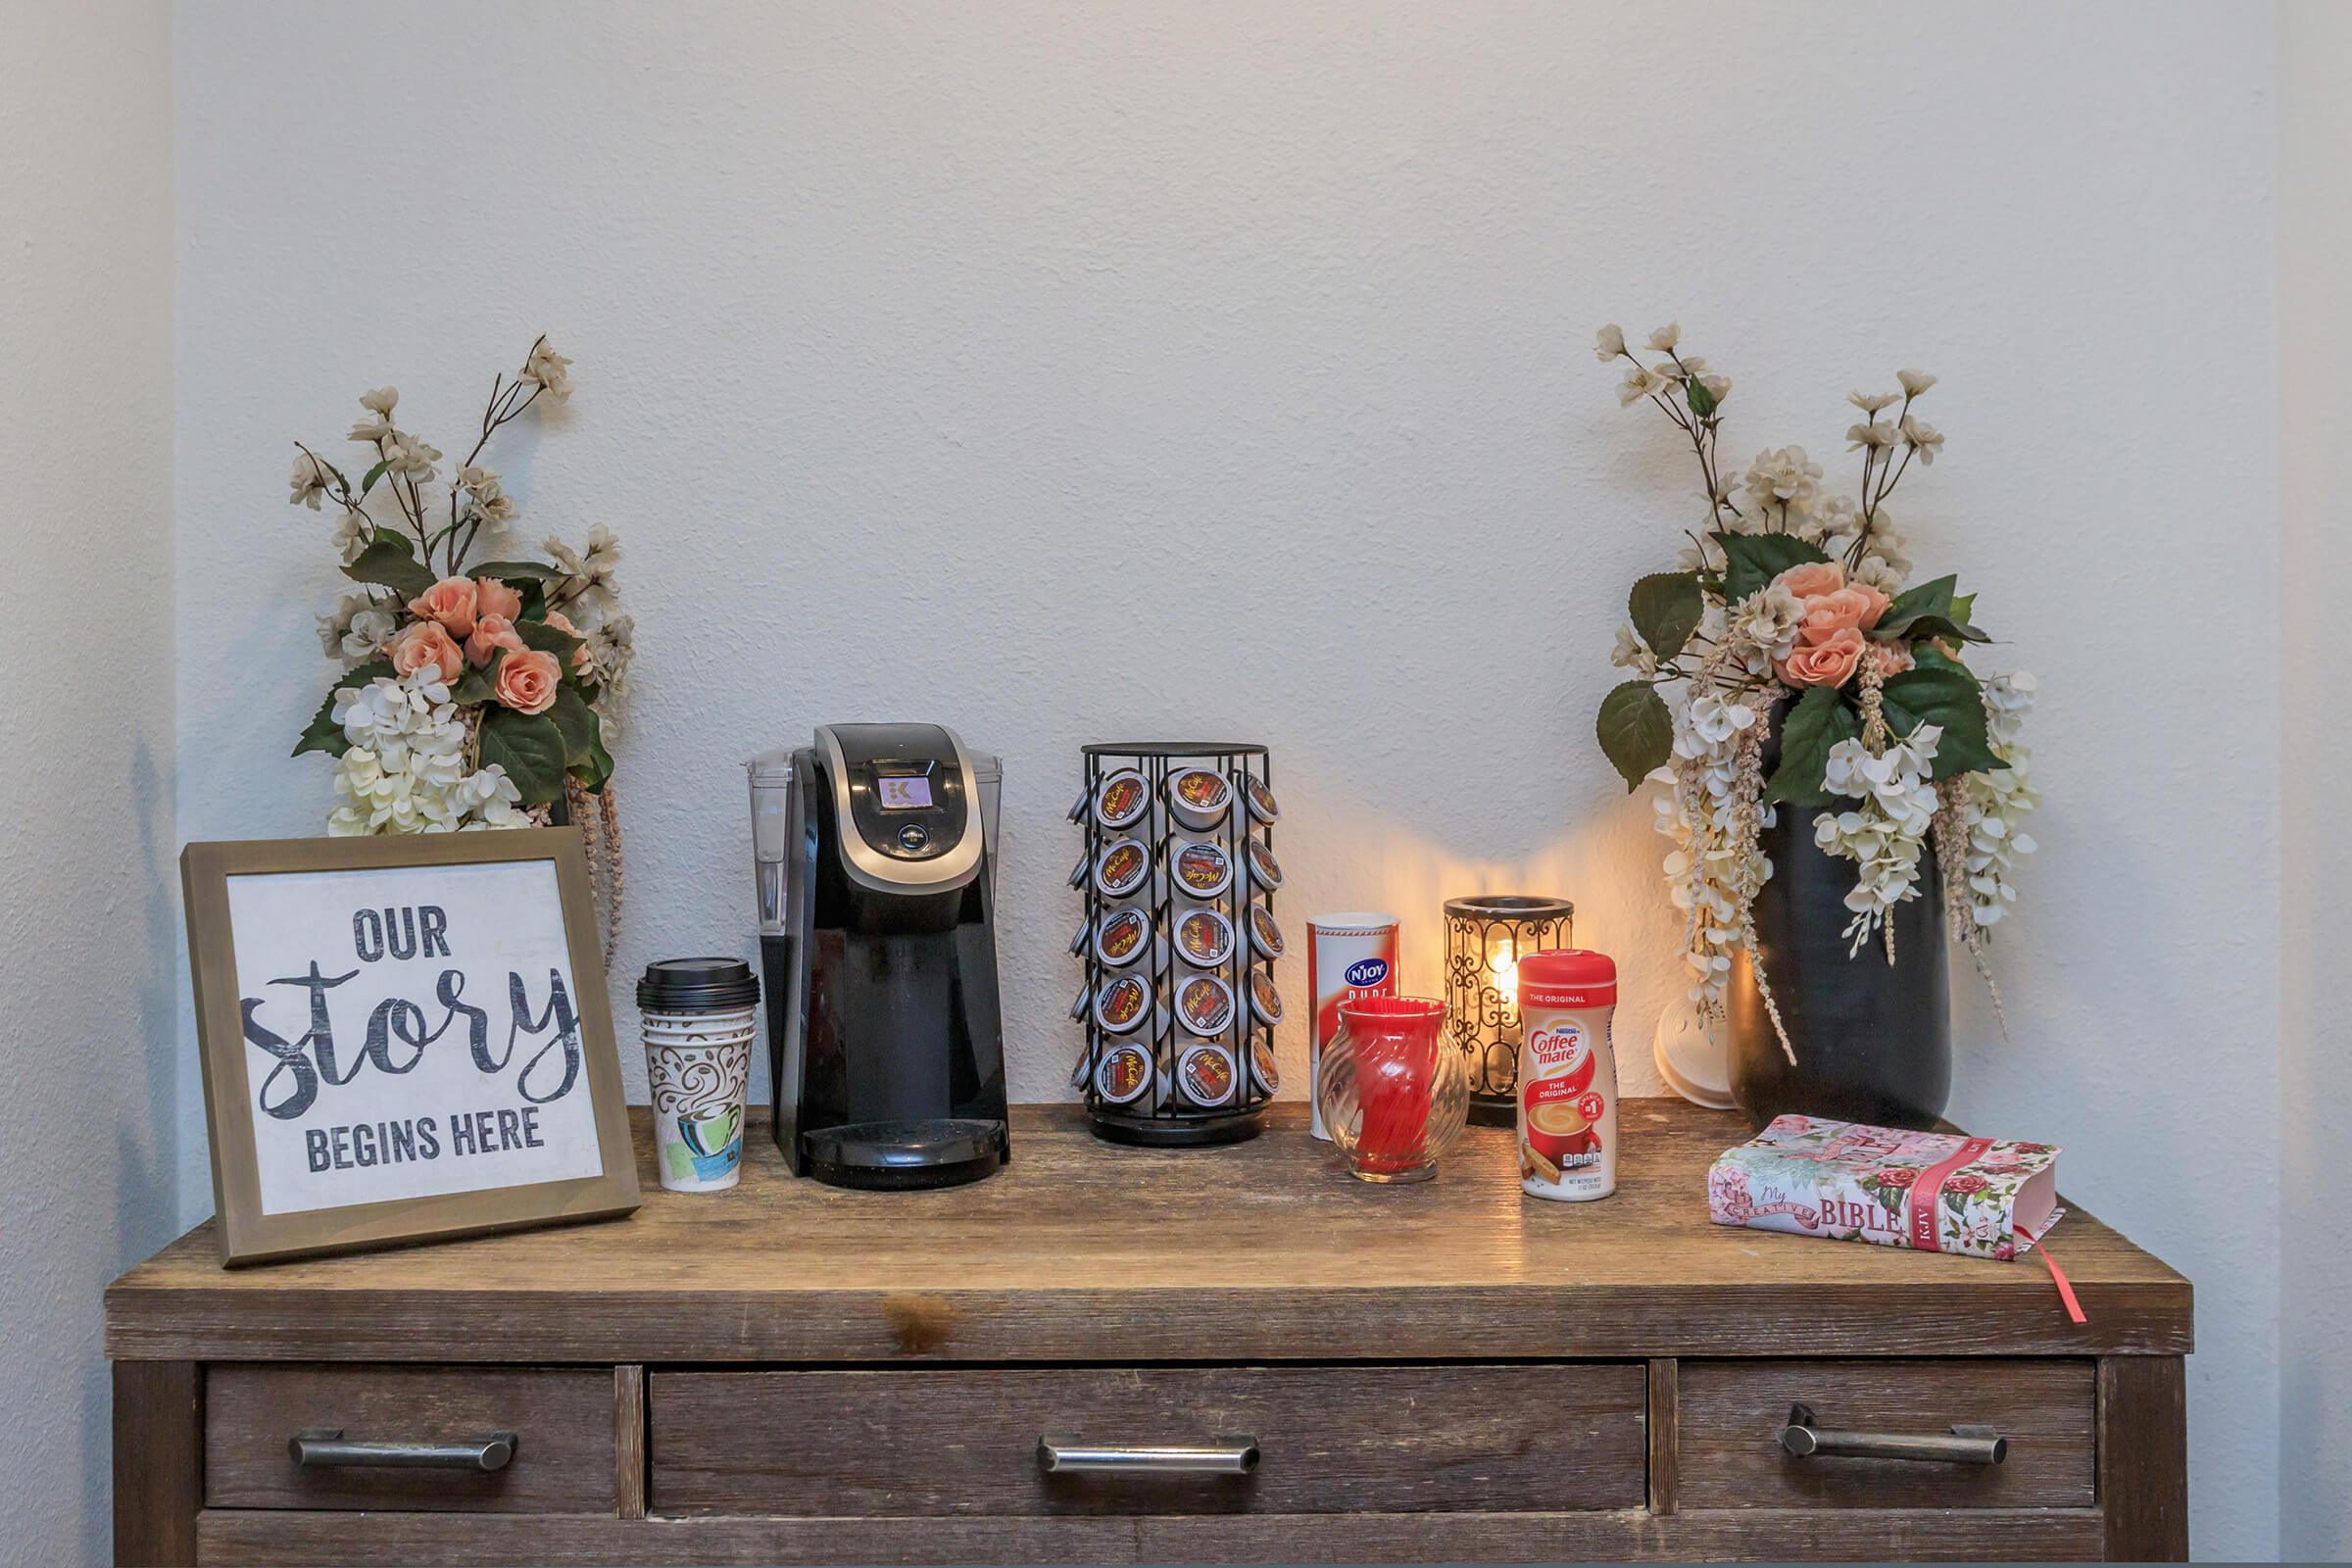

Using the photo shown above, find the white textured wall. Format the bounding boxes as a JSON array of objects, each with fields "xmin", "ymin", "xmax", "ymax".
[
  {"xmin": 0, "ymin": 1, "xmax": 177, "ymax": 1562},
  {"xmin": 170, "ymin": 4, "xmax": 2279, "ymax": 1554},
  {"xmin": 2278, "ymin": 2, "xmax": 2349, "ymax": 1558}
]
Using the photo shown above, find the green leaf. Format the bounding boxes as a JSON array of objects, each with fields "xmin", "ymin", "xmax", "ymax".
[
  {"xmin": 1763, "ymin": 686, "xmax": 1861, "ymax": 807},
  {"xmin": 359, "ymin": 458, "xmax": 389, "ymax": 497},
  {"xmin": 449, "ymin": 667, "xmax": 495, "ymax": 707},
  {"xmin": 1949, "ymin": 591, "xmax": 1976, "ymax": 624},
  {"xmin": 1595, "ymin": 680, "xmax": 1674, "ymax": 792},
  {"xmin": 1684, "ymin": 373, "xmax": 1718, "ymax": 419},
  {"xmin": 1879, "ymin": 664, "xmax": 2008, "ymax": 778},
  {"xmin": 546, "ymin": 684, "xmax": 599, "ymax": 767},
  {"xmin": 1712, "ymin": 531, "xmax": 1830, "ymax": 602},
  {"xmin": 514, "ymin": 616, "xmax": 583, "ymax": 664},
  {"xmin": 469, "ymin": 560, "xmax": 565, "ymax": 581},
  {"xmin": 290, "ymin": 659, "xmax": 392, "ymax": 759},
  {"xmin": 1628, "ymin": 571, "xmax": 1704, "ymax": 662},
  {"xmin": 1878, "ymin": 574, "xmax": 1988, "ymax": 643},
  {"xmin": 341, "ymin": 532, "xmax": 435, "ymax": 599},
  {"xmin": 476, "ymin": 708, "xmax": 569, "ymax": 805},
  {"xmin": 1879, "ymin": 573, "xmax": 1956, "ymax": 629},
  {"xmin": 1909, "ymin": 641, "xmax": 1969, "ymax": 674},
  {"xmin": 571, "ymin": 708, "xmax": 614, "ymax": 793}
]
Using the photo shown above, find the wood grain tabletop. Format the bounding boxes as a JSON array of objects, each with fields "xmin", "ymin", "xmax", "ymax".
[{"xmin": 107, "ymin": 1101, "xmax": 2189, "ymax": 1364}]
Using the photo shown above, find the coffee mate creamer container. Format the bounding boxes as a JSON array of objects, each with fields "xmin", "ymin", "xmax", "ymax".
[
  {"xmin": 1514, "ymin": 950, "xmax": 1618, "ymax": 1200},
  {"xmin": 1306, "ymin": 913, "xmax": 1400, "ymax": 1141}
]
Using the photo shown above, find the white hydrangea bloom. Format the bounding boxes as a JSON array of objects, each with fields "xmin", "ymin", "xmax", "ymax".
[
  {"xmin": 1726, "ymin": 581, "xmax": 1804, "ymax": 663},
  {"xmin": 324, "ymin": 669, "xmax": 528, "ymax": 835}
]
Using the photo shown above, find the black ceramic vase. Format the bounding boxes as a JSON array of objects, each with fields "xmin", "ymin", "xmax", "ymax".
[{"xmin": 1724, "ymin": 785, "xmax": 1951, "ymax": 1132}]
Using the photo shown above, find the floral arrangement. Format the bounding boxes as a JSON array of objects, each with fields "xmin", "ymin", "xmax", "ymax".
[
  {"xmin": 287, "ymin": 336, "xmax": 634, "ymax": 949},
  {"xmin": 1590, "ymin": 323, "xmax": 2036, "ymax": 1056}
]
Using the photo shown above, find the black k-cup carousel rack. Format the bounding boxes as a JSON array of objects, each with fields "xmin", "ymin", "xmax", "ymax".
[{"xmin": 1068, "ymin": 742, "xmax": 1285, "ymax": 1147}]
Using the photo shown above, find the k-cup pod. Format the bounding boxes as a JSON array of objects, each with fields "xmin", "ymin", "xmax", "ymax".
[
  {"xmin": 1095, "ymin": 768, "xmax": 1151, "ymax": 831},
  {"xmin": 1068, "ymin": 1046, "xmax": 1089, "ymax": 1088},
  {"xmin": 1066, "ymin": 786, "xmax": 1090, "ymax": 824},
  {"xmin": 1166, "ymin": 766, "xmax": 1233, "ymax": 831},
  {"xmin": 1069, "ymin": 916, "xmax": 1094, "ymax": 957},
  {"xmin": 1168, "ymin": 837, "xmax": 1234, "ymax": 901},
  {"xmin": 1094, "ymin": 974, "xmax": 1153, "ymax": 1036},
  {"xmin": 1094, "ymin": 1041, "xmax": 1155, "ymax": 1106},
  {"xmin": 1249, "ymin": 904, "xmax": 1287, "ymax": 961},
  {"xmin": 1067, "ymin": 853, "xmax": 1090, "ymax": 891},
  {"xmin": 1068, "ymin": 984, "xmax": 1091, "ymax": 1021},
  {"xmin": 1094, "ymin": 837, "xmax": 1152, "ymax": 902},
  {"xmin": 1250, "ymin": 1038, "xmax": 1282, "ymax": 1097},
  {"xmin": 1174, "ymin": 906, "xmax": 1236, "ymax": 969},
  {"xmin": 1094, "ymin": 906, "xmax": 1162, "ymax": 971},
  {"xmin": 1242, "ymin": 836, "xmax": 1284, "ymax": 893},
  {"xmin": 1248, "ymin": 968, "xmax": 1284, "ymax": 1028},
  {"xmin": 1177, "ymin": 1040, "xmax": 1239, "ymax": 1108},
  {"xmin": 1174, "ymin": 972, "xmax": 1237, "ymax": 1036},
  {"xmin": 1240, "ymin": 773, "xmax": 1280, "ymax": 826}
]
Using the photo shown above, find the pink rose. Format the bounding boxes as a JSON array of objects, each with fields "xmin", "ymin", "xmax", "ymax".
[
  {"xmin": 407, "ymin": 576, "xmax": 478, "ymax": 638},
  {"xmin": 466, "ymin": 613, "xmax": 525, "ymax": 669},
  {"xmin": 542, "ymin": 610, "xmax": 593, "ymax": 674},
  {"xmin": 492, "ymin": 647, "xmax": 563, "ymax": 714},
  {"xmin": 389, "ymin": 619, "xmax": 465, "ymax": 685},
  {"xmin": 475, "ymin": 577, "xmax": 522, "ymax": 624},
  {"xmin": 1777, "ymin": 627, "xmax": 1865, "ymax": 688},
  {"xmin": 1773, "ymin": 561, "xmax": 1846, "ymax": 600},
  {"xmin": 1796, "ymin": 585, "xmax": 1892, "ymax": 646}
]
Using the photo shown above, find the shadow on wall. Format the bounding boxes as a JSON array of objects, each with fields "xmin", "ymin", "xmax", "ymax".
[{"xmin": 81, "ymin": 739, "xmax": 183, "ymax": 1563}]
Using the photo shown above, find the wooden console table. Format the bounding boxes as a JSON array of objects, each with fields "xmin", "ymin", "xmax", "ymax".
[{"xmin": 107, "ymin": 1101, "xmax": 2190, "ymax": 1564}]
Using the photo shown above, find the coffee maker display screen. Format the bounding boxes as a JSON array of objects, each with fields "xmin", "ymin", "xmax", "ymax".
[{"xmin": 875, "ymin": 774, "xmax": 933, "ymax": 810}]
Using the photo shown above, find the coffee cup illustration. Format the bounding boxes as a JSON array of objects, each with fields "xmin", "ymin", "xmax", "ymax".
[
  {"xmin": 678, "ymin": 1105, "xmax": 743, "ymax": 1181},
  {"xmin": 1526, "ymin": 1096, "xmax": 1599, "ymax": 1163}
]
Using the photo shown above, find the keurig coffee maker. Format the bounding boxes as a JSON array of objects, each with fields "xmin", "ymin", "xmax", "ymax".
[{"xmin": 747, "ymin": 724, "xmax": 1009, "ymax": 1189}]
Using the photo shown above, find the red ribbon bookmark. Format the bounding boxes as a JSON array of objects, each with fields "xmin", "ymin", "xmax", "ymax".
[{"xmin": 2019, "ymin": 1222, "xmax": 2086, "ymax": 1324}]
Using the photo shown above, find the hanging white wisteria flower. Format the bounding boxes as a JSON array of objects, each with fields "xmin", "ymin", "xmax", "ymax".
[
  {"xmin": 1587, "ymin": 319, "xmax": 2039, "ymax": 1054},
  {"xmin": 1814, "ymin": 724, "xmax": 1942, "ymax": 954}
]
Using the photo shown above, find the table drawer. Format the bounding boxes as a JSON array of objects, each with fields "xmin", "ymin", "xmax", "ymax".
[
  {"xmin": 204, "ymin": 1364, "xmax": 616, "ymax": 1513},
  {"xmin": 1676, "ymin": 1358, "xmax": 2096, "ymax": 1510},
  {"xmin": 650, "ymin": 1364, "xmax": 1647, "ymax": 1517}
]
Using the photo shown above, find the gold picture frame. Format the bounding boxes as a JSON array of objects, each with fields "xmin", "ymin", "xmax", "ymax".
[{"xmin": 182, "ymin": 829, "xmax": 640, "ymax": 1265}]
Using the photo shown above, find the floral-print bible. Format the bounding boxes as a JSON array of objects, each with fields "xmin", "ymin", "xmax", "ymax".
[{"xmin": 1708, "ymin": 1114, "xmax": 2062, "ymax": 1261}]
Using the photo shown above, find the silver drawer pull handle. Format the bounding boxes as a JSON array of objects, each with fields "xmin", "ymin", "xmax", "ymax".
[
  {"xmin": 1037, "ymin": 1434, "xmax": 1260, "ymax": 1475},
  {"xmin": 288, "ymin": 1428, "xmax": 517, "ymax": 1472},
  {"xmin": 1778, "ymin": 1403, "xmax": 2005, "ymax": 1466}
]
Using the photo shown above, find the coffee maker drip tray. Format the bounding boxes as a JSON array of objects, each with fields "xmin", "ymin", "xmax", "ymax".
[{"xmin": 801, "ymin": 1119, "xmax": 1007, "ymax": 1191}]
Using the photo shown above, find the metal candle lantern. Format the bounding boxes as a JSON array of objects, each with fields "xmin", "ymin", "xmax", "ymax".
[{"xmin": 1444, "ymin": 895, "xmax": 1574, "ymax": 1125}]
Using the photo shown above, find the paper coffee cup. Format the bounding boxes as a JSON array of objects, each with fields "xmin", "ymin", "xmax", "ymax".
[{"xmin": 638, "ymin": 958, "xmax": 760, "ymax": 1194}]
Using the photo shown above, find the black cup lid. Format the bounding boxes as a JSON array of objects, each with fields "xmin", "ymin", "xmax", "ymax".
[{"xmin": 637, "ymin": 956, "xmax": 760, "ymax": 1011}]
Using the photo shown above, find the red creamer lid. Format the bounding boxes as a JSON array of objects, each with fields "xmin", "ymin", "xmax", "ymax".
[{"xmin": 1515, "ymin": 949, "xmax": 1617, "ymax": 1008}]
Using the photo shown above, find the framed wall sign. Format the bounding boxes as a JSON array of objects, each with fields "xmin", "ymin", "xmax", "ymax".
[{"xmin": 182, "ymin": 830, "xmax": 640, "ymax": 1265}]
